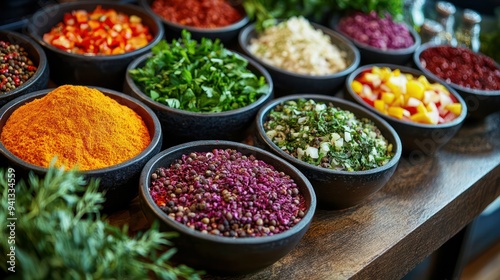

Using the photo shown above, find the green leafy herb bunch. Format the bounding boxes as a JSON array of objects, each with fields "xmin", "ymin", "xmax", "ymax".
[{"xmin": 0, "ymin": 165, "xmax": 202, "ymax": 280}]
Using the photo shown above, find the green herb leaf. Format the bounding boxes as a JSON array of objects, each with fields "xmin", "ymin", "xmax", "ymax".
[
  {"xmin": 129, "ymin": 31, "xmax": 269, "ymax": 113},
  {"xmin": 0, "ymin": 164, "xmax": 203, "ymax": 279}
]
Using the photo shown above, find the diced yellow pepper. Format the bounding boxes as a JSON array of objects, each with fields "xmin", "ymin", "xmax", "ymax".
[
  {"xmin": 392, "ymin": 94, "xmax": 405, "ymax": 107},
  {"xmin": 417, "ymin": 102, "xmax": 427, "ymax": 114},
  {"xmin": 445, "ymin": 103, "xmax": 462, "ymax": 115},
  {"xmin": 386, "ymin": 81, "xmax": 401, "ymax": 95},
  {"xmin": 381, "ymin": 92, "xmax": 395, "ymax": 104},
  {"xmin": 351, "ymin": 80, "xmax": 363, "ymax": 94},
  {"xmin": 411, "ymin": 112, "xmax": 432, "ymax": 124},
  {"xmin": 407, "ymin": 80, "xmax": 425, "ymax": 100},
  {"xmin": 388, "ymin": 106, "xmax": 404, "ymax": 119},
  {"xmin": 393, "ymin": 68, "xmax": 401, "ymax": 77},
  {"xmin": 417, "ymin": 75, "xmax": 430, "ymax": 89},
  {"xmin": 374, "ymin": 99, "xmax": 386, "ymax": 114}
]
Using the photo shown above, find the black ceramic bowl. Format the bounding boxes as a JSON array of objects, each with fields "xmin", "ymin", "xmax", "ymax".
[
  {"xmin": 139, "ymin": 140, "xmax": 316, "ymax": 274},
  {"xmin": 238, "ymin": 21, "xmax": 360, "ymax": 96},
  {"xmin": 140, "ymin": 0, "xmax": 248, "ymax": 45},
  {"xmin": 255, "ymin": 94, "xmax": 402, "ymax": 209},
  {"xmin": 26, "ymin": 1, "xmax": 164, "ymax": 91},
  {"xmin": 345, "ymin": 64, "xmax": 467, "ymax": 156},
  {"xmin": 330, "ymin": 14, "xmax": 421, "ymax": 66},
  {"xmin": 0, "ymin": 87, "xmax": 163, "ymax": 210},
  {"xmin": 0, "ymin": 30, "xmax": 49, "ymax": 108},
  {"xmin": 124, "ymin": 50, "xmax": 273, "ymax": 147},
  {"xmin": 413, "ymin": 43, "xmax": 500, "ymax": 120}
]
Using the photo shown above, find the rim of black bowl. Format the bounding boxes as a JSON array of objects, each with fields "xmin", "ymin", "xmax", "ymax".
[
  {"xmin": 139, "ymin": 0, "xmax": 249, "ymax": 33},
  {"xmin": 139, "ymin": 140, "xmax": 317, "ymax": 244},
  {"xmin": 0, "ymin": 87, "xmax": 162, "ymax": 174},
  {"xmin": 331, "ymin": 17, "xmax": 421, "ymax": 56},
  {"xmin": 0, "ymin": 30, "xmax": 48, "ymax": 100},
  {"xmin": 125, "ymin": 50, "xmax": 274, "ymax": 117},
  {"xmin": 26, "ymin": 1, "xmax": 164, "ymax": 60},
  {"xmin": 256, "ymin": 94, "xmax": 402, "ymax": 176},
  {"xmin": 345, "ymin": 63, "xmax": 468, "ymax": 129},
  {"xmin": 238, "ymin": 21, "xmax": 361, "ymax": 80},
  {"xmin": 413, "ymin": 42, "xmax": 500, "ymax": 96}
]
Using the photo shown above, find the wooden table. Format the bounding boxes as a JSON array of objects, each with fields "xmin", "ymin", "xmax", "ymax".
[{"xmin": 108, "ymin": 111, "xmax": 500, "ymax": 280}]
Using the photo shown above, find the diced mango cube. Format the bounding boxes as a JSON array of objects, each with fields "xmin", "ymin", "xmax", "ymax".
[
  {"xmin": 386, "ymin": 81, "xmax": 401, "ymax": 95},
  {"xmin": 417, "ymin": 75, "xmax": 430, "ymax": 89},
  {"xmin": 407, "ymin": 80, "xmax": 425, "ymax": 100},
  {"xmin": 374, "ymin": 100, "xmax": 386, "ymax": 113},
  {"xmin": 392, "ymin": 94, "xmax": 405, "ymax": 107},
  {"xmin": 411, "ymin": 112, "xmax": 432, "ymax": 124},
  {"xmin": 381, "ymin": 92, "xmax": 395, "ymax": 104},
  {"xmin": 445, "ymin": 103, "xmax": 462, "ymax": 115},
  {"xmin": 351, "ymin": 80, "xmax": 363, "ymax": 94},
  {"xmin": 416, "ymin": 102, "xmax": 427, "ymax": 114},
  {"xmin": 388, "ymin": 106, "xmax": 404, "ymax": 119}
]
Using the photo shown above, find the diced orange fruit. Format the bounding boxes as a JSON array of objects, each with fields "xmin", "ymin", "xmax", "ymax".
[{"xmin": 445, "ymin": 103, "xmax": 462, "ymax": 115}]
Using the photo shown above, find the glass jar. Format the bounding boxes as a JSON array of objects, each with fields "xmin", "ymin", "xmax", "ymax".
[
  {"xmin": 435, "ymin": 1, "xmax": 457, "ymax": 45},
  {"xmin": 420, "ymin": 19, "xmax": 444, "ymax": 44},
  {"xmin": 455, "ymin": 9, "xmax": 482, "ymax": 52}
]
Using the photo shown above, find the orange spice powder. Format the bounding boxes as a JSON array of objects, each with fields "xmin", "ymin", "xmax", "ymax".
[{"xmin": 0, "ymin": 85, "xmax": 151, "ymax": 170}]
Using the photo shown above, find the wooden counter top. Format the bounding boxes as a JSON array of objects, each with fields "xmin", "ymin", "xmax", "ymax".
[{"xmin": 108, "ymin": 111, "xmax": 500, "ymax": 279}]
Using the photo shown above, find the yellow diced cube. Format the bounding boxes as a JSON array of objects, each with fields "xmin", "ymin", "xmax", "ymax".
[
  {"xmin": 417, "ymin": 102, "xmax": 427, "ymax": 114},
  {"xmin": 388, "ymin": 106, "xmax": 404, "ymax": 119},
  {"xmin": 386, "ymin": 81, "xmax": 401, "ymax": 95},
  {"xmin": 374, "ymin": 99, "xmax": 386, "ymax": 114},
  {"xmin": 392, "ymin": 94, "xmax": 405, "ymax": 106},
  {"xmin": 351, "ymin": 80, "xmax": 363, "ymax": 94},
  {"xmin": 407, "ymin": 80, "xmax": 425, "ymax": 100},
  {"xmin": 417, "ymin": 75, "xmax": 430, "ymax": 88},
  {"xmin": 381, "ymin": 92, "xmax": 395, "ymax": 104},
  {"xmin": 445, "ymin": 103, "xmax": 462, "ymax": 115},
  {"xmin": 411, "ymin": 112, "xmax": 432, "ymax": 124}
]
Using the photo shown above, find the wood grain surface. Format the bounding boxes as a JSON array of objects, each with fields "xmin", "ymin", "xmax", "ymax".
[{"xmin": 107, "ymin": 112, "xmax": 500, "ymax": 280}]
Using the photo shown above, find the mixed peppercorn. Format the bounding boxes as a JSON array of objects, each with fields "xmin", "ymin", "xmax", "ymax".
[
  {"xmin": 264, "ymin": 99, "xmax": 394, "ymax": 172},
  {"xmin": 151, "ymin": 0, "xmax": 243, "ymax": 28},
  {"xmin": 0, "ymin": 41, "xmax": 37, "ymax": 93},
  {"xmin": 351, "ymin": 66, "xmax": 462, "ymax": 124},
  {"xmin": 149, "ymin": 148, "xmax": 307, "ymax": 237},
  {"xmin": 43, "ymin": 5, "xmax": 153, "ymax": 55},
  {"xmin": 419, "ymin": 45, "xmax": 500, "ymax": 91}
]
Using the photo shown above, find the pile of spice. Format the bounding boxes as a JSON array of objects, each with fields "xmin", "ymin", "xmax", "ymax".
[
  {"xmin": 264, "ymin": 99, "xmax": 394, "ymax": 172},
  {"xmin": 248, "ymin": 16, "xmax": 347, "ymax": 76},
  {"xmin": 0, "ymin": 40, "xmax": 37, "ymax": 93},
  {"xmin": 338, "ymin": 11, "xmax": 414, "ymax": 50},
  {"xmin": 151, "ymin": 0, "xmax": 243, "ymax": 28},
  {"xmin": 351, "ymin": 66, "xmax": 462, "ymax": 124},
  {"xmin": 0, "ymin": 85, "xmax": 151, "ymax": 170},
  {"xmin": 43, "ymin": 5, "xmax": 153, "ymax": 55},
  {"xmin": 419, "ymin": 45, "xmax": 500, "ymax": 91},
  {"xmin": 129, "ymin": 30, "xmax": 269, "ymax": 113},
  {"xmin": 149, "ymin": 148, "xmax": 307, "ymax": 237}
]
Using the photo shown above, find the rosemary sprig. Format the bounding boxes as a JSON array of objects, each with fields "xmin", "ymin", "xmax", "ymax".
[{"xmin": 0, "ymin": 165, "xmax": 203, "ymax": 280}]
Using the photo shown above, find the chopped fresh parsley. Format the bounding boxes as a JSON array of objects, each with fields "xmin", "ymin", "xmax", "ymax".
[
  {"xmin": 264, "ymin": 99, "xmax": 394, "ymax": 171},
  {"xmin": 129, "ymin": 30, "xmax": 269, "ymax": 113}
]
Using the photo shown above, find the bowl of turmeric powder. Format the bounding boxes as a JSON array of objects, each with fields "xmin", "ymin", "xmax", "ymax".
[{"xmin": 0, "ymin": 85, "xmax": 163, "ymax": 210}]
